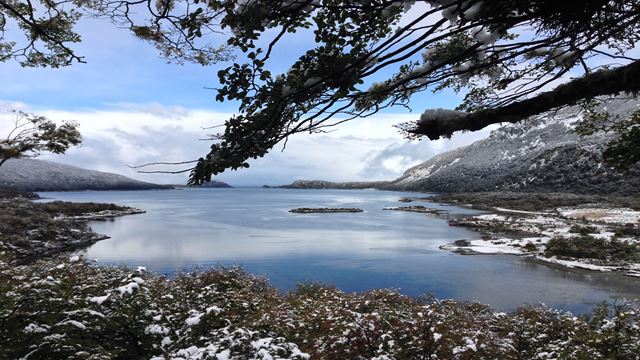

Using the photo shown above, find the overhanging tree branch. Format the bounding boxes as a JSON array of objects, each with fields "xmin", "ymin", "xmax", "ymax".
[{"xmin": 407, "ymin": 59, "xmax": 640, "ymax": 140}]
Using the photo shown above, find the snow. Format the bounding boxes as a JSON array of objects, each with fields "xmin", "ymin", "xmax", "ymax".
[
  {"xmin": 453, "ymin": 337, "xmax": 477, "ymax": 354},
  {"xmin": 418, "ymin": 108, "xmax": 467, "ymax": 125},
  {"xmin": 471, "ymin": 26, "xmax": 497, "ymax": 45},
  {"xmin": 494, "ymin": 207, "xmax": 543, "ymax": 215},
  {"xmin": 24, "ymin": 323, "xmax": 49, "ymax": 334},
  {"xmin": 185, "ymin": 312, "xmax": 204, "ymax": 326},
  {"xmin": 145, "ymin": 324, "xmax": 170, "ymax": 335},
  {"xmin": 0, "ymin": 158, "xmax": 161, "ymax": 191},
  {"xmin": 117, "ymin": 282, "xmax": 140, "ymax": 295},
  {"xmin": 474, "ymin": 214, "xmax": 507, "ymax": 221},
  {"xmin": 448, "ymin": 158, "xmax": 460, "ymax": 166},
  {"xmin": 302, "ymin": 77, "xmax": 322, "ymax": 89},
  {"xmin": 206, "ymin": 306, "xmax": 223, "ymax": 315},
  {"xmin": 162, "ymin": 336, "xmax": 173, "ymax": 347},
  {"xmin": 216, "ymin": 349, "xmax": 231, "ymax": 360},
  {"xmin": 89, "ymin": 294, "xmax": 110, "ymax": 305},
  {"xmin": 58, "ymin": 320, "xmax": 87, "ymax": 330},
  {"xmin": 537, "ymin": 257, "xmax": 620, "ymax": 272},
  {"xmin": 70, "ymin": 310, "xmax": 105, "ymax": 320},
  {"xmin": 465, "ymin": 240, "xmax": 524, "ymax": 255},
  {"xmin": 251, "ymin": 337, "xmax": 274, "ymax": 350},
  {"xmin": 69, "ymin": 255, "xmax": 80, "ymax": 262},
  {"xmin": 445, "ymin": 206, "xmax": 640, "ymax": 276},
  {"xmin": 559, "ymin": 208, "xmax": 640, "ymax": 224},
  {"xmin": 463, "ymin": 2, "xmax": 483, "ymax": 19}
]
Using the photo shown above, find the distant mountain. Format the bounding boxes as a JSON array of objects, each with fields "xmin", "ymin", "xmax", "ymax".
[
  {"xmin": 388, "ymin": 98, "xmax": 640, "ymax": 195},
  {"xmin": 173, "ymin": 180, "xmax": 232, "ymax": 188},
  {"xmin": 279, "ymin": 180, "xmax": 390, "ymax": 190},
  {"xmin": 0, "ymin": 159, "xmax": 170, "ymax": 191},
  {"xmin": 196, "ymin": 180, "xmax": 232, "ymax": 188}
]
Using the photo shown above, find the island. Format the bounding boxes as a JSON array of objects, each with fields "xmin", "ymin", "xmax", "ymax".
[{"xmin": 289, "ymin": 207, "xmax": 364, "ymax": 213}]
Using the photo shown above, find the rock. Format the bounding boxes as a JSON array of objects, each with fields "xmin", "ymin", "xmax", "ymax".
[{"xmin": 454, "ymin": 239, "xmax": 472, "ymax": 247}]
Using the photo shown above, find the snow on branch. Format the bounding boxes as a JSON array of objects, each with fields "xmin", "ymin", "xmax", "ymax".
[{"xmin": 403, "ymin": 60, "xmax": 640, "ymax": 140}]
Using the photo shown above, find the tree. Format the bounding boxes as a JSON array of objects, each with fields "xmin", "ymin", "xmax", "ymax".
[
  {"xmin": 0, "ymin": 110, "xmax": 82, "ymax": 168},
  {"xmin": 0, "ymin": 0, "xmax": 232, "ymax": 67},
  {"xmin": 179, "ymin": 0, "xmax": 640, "ymax": 184},
  {"xmin": 2, "ymin": 1, "xmax": 640, "ymax": 183}
]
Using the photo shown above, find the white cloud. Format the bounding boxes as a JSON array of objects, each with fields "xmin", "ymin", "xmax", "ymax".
[{"xmin": 0, "ymin": 102, "xmax": 493, "ymax": 186}]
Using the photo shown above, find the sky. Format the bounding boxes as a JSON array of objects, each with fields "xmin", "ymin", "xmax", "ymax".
[{"xmin": 0, "ymin": 10, "xmax": 495, "ymax": 187}]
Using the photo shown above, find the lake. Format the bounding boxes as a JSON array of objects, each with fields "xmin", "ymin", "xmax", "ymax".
[{"xmin": 40, "ymin": 188, "xmax": 640, "ymax": 313}]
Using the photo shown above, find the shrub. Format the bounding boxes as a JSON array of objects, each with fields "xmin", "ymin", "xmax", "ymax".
[
  {"xmin": 545, "ymin": 235, "xmax": 640, "ymax": 262},
  {"xmin": 568, "ymin": 225, "xmax": 599, "ymax": 235},
  {"xmin": 1, "ymin": 259, "xmax": 640, "ymax": 359},
  {"xmin": 614, "ymin": 226, "xmax": 640, "ymax": 238}
]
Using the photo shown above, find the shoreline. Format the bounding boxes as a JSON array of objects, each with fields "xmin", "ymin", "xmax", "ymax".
[
  {"xmin": 0, "ymin": 192, "xmax": 144, "ymax": 264},
  {"xmin": 406, "ymin": 192, "xmax": 640, "ymax": 277}
]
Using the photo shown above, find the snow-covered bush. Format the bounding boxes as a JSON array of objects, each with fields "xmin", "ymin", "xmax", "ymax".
[{"xmin": 1, "ymin": 258, "xmax": 639, "ymax": 359}]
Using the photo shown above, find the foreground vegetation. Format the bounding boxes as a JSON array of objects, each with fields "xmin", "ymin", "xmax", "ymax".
[{"xmin": 1, "ymin": 256, "xmax": 640, "ymax": 360}]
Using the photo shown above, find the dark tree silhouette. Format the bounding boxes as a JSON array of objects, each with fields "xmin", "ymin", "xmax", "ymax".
[
  {"xmin": 2, "ymin": 1, "xmax": 639, "ymax": 181},
  {"xmin": 184, "ymin": 0, "xmax": 640, "ymax": 184}
]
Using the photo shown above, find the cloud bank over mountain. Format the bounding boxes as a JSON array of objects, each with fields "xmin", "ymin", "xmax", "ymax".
[{"xmin": 0, "ymin": 103, "xmax": 493, "ymax": 186}]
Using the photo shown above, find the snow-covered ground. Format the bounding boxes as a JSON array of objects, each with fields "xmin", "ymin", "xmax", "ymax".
[{"xmin": 444, "ymin": 206, "xmax": 640, "ymax": 276}]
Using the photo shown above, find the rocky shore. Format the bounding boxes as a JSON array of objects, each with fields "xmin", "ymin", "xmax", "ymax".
[
  {"xmin": 0, "ymin": 191, "xmax": 144, "ymax": 264},
  {"xmin": 409, "ymin": 192, "xmax": 640, "ymax": 277}
]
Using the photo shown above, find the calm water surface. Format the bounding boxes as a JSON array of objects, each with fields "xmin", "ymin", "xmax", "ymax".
[{"xmin": 40, "ymin": 188, "xmax": 640, "ymax": 313}]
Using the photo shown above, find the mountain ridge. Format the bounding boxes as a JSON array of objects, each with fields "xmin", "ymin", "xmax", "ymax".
[
  {"xmin": 279, "ymin": 98, "xmax": 640, "ymax": 195},
  {"xmin": 388, "ymin": 98, "xmax": 640, "ymax": 195},
  {"xmin": 0, "ymin": 159, "xmax": 171, "ymax": 191}
]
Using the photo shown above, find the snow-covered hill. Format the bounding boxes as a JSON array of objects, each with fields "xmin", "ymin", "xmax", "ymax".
[
  {"xmin": 0, "ymin": 159, "xmax": 170, "ymax": 191},
  {"xmin": 389, "ymin": 98, "xmax": 640, "ymax": 194}
]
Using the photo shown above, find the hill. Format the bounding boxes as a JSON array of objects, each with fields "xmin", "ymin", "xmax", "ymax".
[
  {"xmin": 388, "ymin": 98, "xmax": 640, "ymax": 195},
  {"xmin": 0, "ymin": 159, "xmax": 170, "ymax": 191},
  {"xmin": 279, "ymin": 180, "xmax": 390, "ymax": 190}
]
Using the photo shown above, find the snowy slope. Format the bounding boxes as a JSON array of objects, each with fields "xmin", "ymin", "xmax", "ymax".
[
  {"xmin": 389, "ymin": 98, "xmax": 640, "ymax": 194},
  {"xmin": 0, "ymin": 159, "xmax": 170, "ymax": 191}
]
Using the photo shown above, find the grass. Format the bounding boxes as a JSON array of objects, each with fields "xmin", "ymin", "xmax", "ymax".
[{"xmin": 1, "ymin": 258, "xmax": 639, "ymax": 359}]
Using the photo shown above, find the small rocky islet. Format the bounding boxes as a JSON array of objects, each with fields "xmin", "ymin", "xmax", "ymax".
[{"xmin": 289, "ymin": 207, "xmax": 364, "ymax": 213}]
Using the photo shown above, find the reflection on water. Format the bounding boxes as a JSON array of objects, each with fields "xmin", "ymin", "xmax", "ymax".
[{"xmin": 40, "ymin": 188, "xmax": 640, "ymax": 313}]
